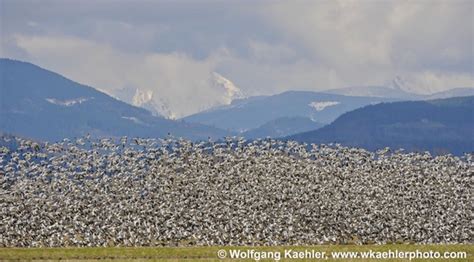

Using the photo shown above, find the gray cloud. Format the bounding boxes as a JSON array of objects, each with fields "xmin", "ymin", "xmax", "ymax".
[{"xmin": 1, "ymin": 0, "xmax": 473, "ymax": 117}]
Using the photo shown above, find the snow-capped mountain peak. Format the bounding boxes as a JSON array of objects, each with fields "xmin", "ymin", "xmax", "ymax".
[
  {"xmin": 132, "ymin": 89, "xmax": 153, "ymax": 107},
  {"xmin": 112, "ymin": 73, "xmax": 245, "ymax": 119},
  {"xmin": 388, "ymin": 75, "xmax": 458, "ymax": 95},
  {"xmin": 131, "ymin": 89, "xmax": 170, "ymax": 117},
  {"xmin": 211, "ymin": 72, "xmax": 245, "ymax": 104},
  {"xmin": 390, "ymin": 75, "xmax": 411, "ymax": 92}
]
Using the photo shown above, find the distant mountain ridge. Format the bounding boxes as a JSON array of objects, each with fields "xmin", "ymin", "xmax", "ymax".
[
  {"xmin": 184, "ymin": 85, "xmax": 473, "ymax": 139},
  {"xmin": 424, "ymin": 88, "xmax": 474, "ymax": 100},
  {"xmin": 3, "ymin": 58, "xmax": 472, "ymax": 146},
  {"xmin": 183, "ymin": 91, "xmax": 396, "ymax": 132},
  {"xmin": 288, "ymin": 96, "xmax": 474, "ymax": 155},
  {"xmin": 322, "ymin": 85, "xmax": 419, "ymax": 99},
  {"xmin": 0, "ymin": 58, "xmax": 230, "ymax": 141},
  {"xmin": 323, "ymin": 85, "xmax": 474, "ymax": 100},
  {"xmin": 242, "ymin": 116, "xmax": 324, "ymax": 139}
]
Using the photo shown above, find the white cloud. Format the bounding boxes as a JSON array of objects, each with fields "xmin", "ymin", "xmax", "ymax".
[
  {"xmin": 218, "ymin": 55, "xmax": 349, "ymax": 96},
  {"xmin": 247, "ymin": 40, "xmax": 298, "ymax": 64},
  {"xmin": 261, "ymin": 0, "xmax": 474, "ymax": 93}
]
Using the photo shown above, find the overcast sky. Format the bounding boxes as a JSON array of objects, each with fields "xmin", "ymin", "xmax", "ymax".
[{"xmin": 1, "ymin": 0, "xmax": 473, "ymax": 117}]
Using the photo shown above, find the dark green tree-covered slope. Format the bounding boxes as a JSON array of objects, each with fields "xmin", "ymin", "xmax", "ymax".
[{"xmin": 289, "ymin": 96, "xmax": 474, "ymax": 155}]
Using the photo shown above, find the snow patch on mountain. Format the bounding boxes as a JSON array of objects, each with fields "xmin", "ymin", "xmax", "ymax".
[
  {"xmin": 46, "ymin": 97, "xmax": 93, "ymax": 106},
  {"xmin": 121, "ymin": 116, "xmax": 146, "ymax": 125},
  {"xmin": 309, "ymin": 101, "xmax": 340, "ymax": 111}
]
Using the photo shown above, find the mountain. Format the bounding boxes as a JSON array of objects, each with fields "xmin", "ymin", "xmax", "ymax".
[
  {"xmin": 288, "ymin": 96, "xmax": 474, "ymax": 155},
  {"xmin": 183, "ymin": 91, "xmax": 395, "ymax": 132},
  {"xmin": 424, "ymin": 88, "xmax": 474, "ymax": 100},
  {"xmin": 0, "ymin": 58, "xmax": 230, "ymax": 141},
  {"xmin": 242, "ymin": 116, "xmax": 324, "ymax": 139},
  {"xmin": 322, "ymin": 85, "xmax": 419, "ymax": 99},
  {"xmin": 323, "ymin": 85, "xmax": 474, "ymax": 100},
  {"xmin": 111, "ymin": 72, "xmax": 245, "ymax": 119},
  {"xmin": 210, "ymin": 72, "xmax": 246, "ymax": 104}
]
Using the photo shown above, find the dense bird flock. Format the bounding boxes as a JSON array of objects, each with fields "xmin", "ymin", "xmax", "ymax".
[{"xmin": 0, "ymin": 136, "xmax": 472, "ymax": 247}]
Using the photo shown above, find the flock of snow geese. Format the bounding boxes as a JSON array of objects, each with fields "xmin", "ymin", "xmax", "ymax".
[{"xmin": 0, "ymin": 135, "xmax": 472, "ymax": 247}]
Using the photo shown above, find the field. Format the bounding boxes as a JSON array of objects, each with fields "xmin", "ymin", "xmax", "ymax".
[{"xmin": 0, "ymin": 245, "xmax": 472, "ymax": 261}]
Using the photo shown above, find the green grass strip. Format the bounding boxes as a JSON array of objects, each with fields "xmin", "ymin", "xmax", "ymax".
[{"xmin": 0, "ymin": 244, "xmax": 472, "ymax": 261}]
